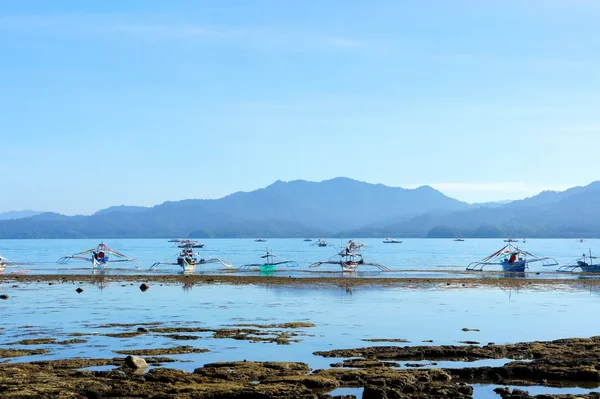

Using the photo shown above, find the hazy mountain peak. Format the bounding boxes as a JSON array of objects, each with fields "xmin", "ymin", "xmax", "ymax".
[{"xmin": 0, "ymin": 210, "xmax": 43, "ymax": 220}]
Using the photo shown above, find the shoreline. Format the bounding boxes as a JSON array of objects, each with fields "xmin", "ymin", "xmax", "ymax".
[{"xmin": 2, "ymin": 273, "xmax": 600, "ymax": 288}]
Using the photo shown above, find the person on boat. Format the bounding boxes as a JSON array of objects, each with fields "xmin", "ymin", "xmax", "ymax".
[{"xmin": 508, "ymin": 253, "xmax": 517, "ymax": 263}]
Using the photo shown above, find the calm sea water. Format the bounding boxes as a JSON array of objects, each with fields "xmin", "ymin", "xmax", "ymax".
[
  {"xmin": 2, "ymin": 282, "xmax": 600, "ymax": 398},
  {"xmin": 0, "ymin": 238, "xmax": 597, "ymax": 275}
]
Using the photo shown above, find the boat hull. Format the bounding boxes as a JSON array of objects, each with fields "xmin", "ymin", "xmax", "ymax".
[
  {"xmin": 92, "ymin": 258, "xmax": 108, "ymax": 269},
  {"xmin": 501, "ymin": 260, "xmax": 526, "ymax": 272},
  {"xmin": 259, "ymin": 264, "xmax": 277, "ymax": 272},
  {"xmin": 341, "ymin": 262, "xmax": 359, "ymax": 272},
  {"xmin": 579, "ymin": 264, "xmax": 600, "ymax": 273}
]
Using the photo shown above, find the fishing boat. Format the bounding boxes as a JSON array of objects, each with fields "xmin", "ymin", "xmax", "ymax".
[
  {"xmin": 309, "ymin": 240, "xmax": 390, "ymax": 272},
  {"xmin": 454, "ymin": 238, "xmax": 465, "ymax": 242},
  {"xmin": 0, "ymin": 254, "xmax": 28, "ymax": 274},
  {"xmin": 151, "ymin": 244, "xmax": 231, "ymax": 273},
  {"xmin": 383, "ymin": 238, "xmax": 402, "ymax": 244},
  {"xmin": 315, "ymin": 238, "xmax": 328, "ymax": 247},
  {"xmin": 176, "ymin": 239, "xmax": 204, "ymax": 248},
  {"xmin": 239, "ymin": 249, "xmax": 298, "ymax": 272},
  {"xmin": 557, "ymin": 249, "xmax": 600, "ymax": 273},
  {"xmin": 255, "ymin": 238, "xmax": 267, "ymax": 243},
  {"xmin": 503, "ymin": 238, "xmax": 519, "ymax": 243},
  {"xmin": 57, "ymin": 243, "xmax": 140, "ymax": 270},
  {"xmin": 303, "ymin": 238, "xmax": 313, "ymax": 242},
  {"xmin": 168, "ymin": 238, "xmax": 181, "ymax": 242},
  {"xmin": 466, "ymin": 244, "xmax": 558, "ymax": 272}
]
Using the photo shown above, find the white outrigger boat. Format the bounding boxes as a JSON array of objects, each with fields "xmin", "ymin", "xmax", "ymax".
[
  {"xmin": 151, "ymin": 244, "xmax": 231, "ymax": 273},
  {"xmin": 0, "ymin": 254, "xmax": 28, "ymax": 274},
  {"xmin": 175, "ymin": 239, "xmax": 204, "ymax": 248},
  {"xmin": 383, "ymin": 238, "xmax": 402, "ymax": 244},
  {"xmin": 314, "ymin": 238, "xmax": 328, "ymax": 247},
  {"xmin": 557, "ymin": 249, "xmax": 600, "ymax": 273},
  {"xmin": 58, "ymin": 243, "xmax": 140, "ymax": 270},
  {"xmin": 310, "ymin": 240, "xmax": 390, "ymax": 272},
  {"xmin": 239, "ymin": 249, "xmax": 298, "ymax": 272},
  {"xmin": 466, "ymin": 244, "xmax": 558, "ymax": 273}
]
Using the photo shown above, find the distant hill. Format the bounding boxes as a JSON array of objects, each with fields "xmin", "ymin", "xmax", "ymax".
[
  {"xmin": 354, "ymin": 181, "xmax": 600, "ymax": 238},
  {"xmin": 0, "ymin": 178, "xmax": 468, "ymax": 238},
  {"xmin": 3, "ymin": 179, "xmax": 600, "ymax": 238},
  {"xmin": 0, "ymin": 210, "xmax": 43, "ymax": 220},
  {"xmin": 93, "ymin": 206, "xmax": 149, "ymax": 216}
]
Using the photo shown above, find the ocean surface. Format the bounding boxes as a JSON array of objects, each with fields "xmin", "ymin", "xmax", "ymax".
[
  {"xmin": 2, "ymin": 281, "xmax": 600, "ymax": 397},
  {"xmin": 0, "ymin": 238, "xmax": 597, "ymax": 276}
]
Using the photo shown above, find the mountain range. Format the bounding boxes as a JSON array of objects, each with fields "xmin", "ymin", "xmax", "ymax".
[{"xmin": 0, "ymin": 177, "xmax": 598, "ymax": 238}]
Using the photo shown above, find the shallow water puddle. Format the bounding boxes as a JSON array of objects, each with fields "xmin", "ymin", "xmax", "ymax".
[{"xmin": 471, "ymin": 383, "xmax": 600, "ymax": 398}]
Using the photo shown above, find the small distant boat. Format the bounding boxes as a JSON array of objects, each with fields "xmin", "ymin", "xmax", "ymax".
[
  {"xmin": 454, "ymin": 238, "xmax": 465, "ymax": 242},
  {"xmin": 503, "ymin": 238, "xmax": 519, "ymax": 243},
  {"xmin": 303, "ymin": 238, "xmax": 313, "ymax": 242},
  {"xmin": 239, "ymin": 249, "xmax": 298, "ymax": 272},
  {"xmin": 557, "ymin": 249, "xmax": 600, "ymax": 273},
  {"xmin": 466, "ymin": 244, "xmax": 558, "ymax": 272},
  {"xmin": 382, "ymin": 238, "xmax": 402, "ymax": 244},
  {"xmin": 255, "ymin": 238, "xmax": 267, "ymax": 243},
  {"xmin": 168, "ymin": 238, "xmax": 181, "ymax": 242},
  {"xmin": 310, "ymin": 240, "xmax": 389, "ymax": 272},
  {"xmin": 176, "ymin": 239, "xmax": 204, "ymax": 248},
  {"xmin": 57, "ymin": 243, "xmax": 140, "ymax": 270},
  {"xmin": 315, "ymin": 238, "xmax": 328, "ymax": 247}
]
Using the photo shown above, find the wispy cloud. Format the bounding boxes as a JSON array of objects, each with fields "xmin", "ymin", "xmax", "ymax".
[
  {"xmin": 0, "ymin": 14, "xmax": 371, "ymax": 52},
  {"xmin": 327, "ymin": 37, "xmax": 368, "ymax": 48},
  {"xmin": 115, "ymin": 23, "xmax": 252, "ymax": 40},
  {"xmin": 404, "ymin": 182, "xmax": 574, "ymax": 202}
]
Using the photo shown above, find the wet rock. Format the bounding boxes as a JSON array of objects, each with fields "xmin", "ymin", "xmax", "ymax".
[
  {"xmin": 136, "ymin": 327, "xmax": 148, "ymax": 333},
  {"xmin": 75, "ymin": 287, "xmax": 83, "ymax": 293},
  {"xmin": 0, "ymin": 294, "xmax": 8, "ymax": 300},
  {"xmin": 124, "ymin": 355, "xmax": 148, "ymax": 369},
  {"xmin": 116, "ymin": 346, "xmax": 209, "ymax": 356},
  {"xmin": 195, "ymin": 361, "xmax": 311, "ymax": 381},
  {"xmin": 232, "ymin": 322, "xmax": 316, "ymax": 329},
  {"xmin": 164, "ymin": 334, "xmax": 200, "ymax": 340},
  {"xmin": 362, "ymin": 338, "xmax": 410, "ymax": 343},
  {"xmin": 0, "ymin": 348, "xmax": 50, "ymax": 358},
  {"xmin": 103, "ymin": 330, "xmax": 148, "ymax": 338},
  {"xmin": 461, "ymin": 328, "xmax": 480, "ymax": 332},
  {"xmin": 139, "ymin": 283, "xmax": 149, "ymax": 292}
]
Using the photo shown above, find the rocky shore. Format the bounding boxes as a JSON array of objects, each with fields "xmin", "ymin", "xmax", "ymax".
[
  {"xmin": 1, "ymin": 337, "xmax": 600, "ymax": 398},
  {"xmin": 1, "ymin": 273, "xmax": 599, "ymax": 290}
]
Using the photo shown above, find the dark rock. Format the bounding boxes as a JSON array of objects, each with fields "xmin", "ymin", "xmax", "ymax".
[
  {"xmin": 0, "ymin": 294, "xmax": 8, "ymax": 300},
  {"xmin": 139, "ymin": 283, "xmax": 149, "ymax": 292},
  {"xmin": 76, "ymin": 288, "xmax": 83, "ymax": 294}
]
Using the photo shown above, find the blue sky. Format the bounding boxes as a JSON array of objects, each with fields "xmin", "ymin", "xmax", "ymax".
[{"xmin": 1, "ymin": 0, "xmax": 599, "ymax": 214}]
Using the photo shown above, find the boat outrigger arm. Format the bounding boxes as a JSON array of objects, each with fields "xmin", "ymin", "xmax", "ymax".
[
  {"xmin": 150, "ymin": 256, "xmax": 232, "ymax": 270},
  {"xmin": 239, "ymin": 250, "xmax": 298, "ymax": 271},
  {"xmin": 0, "ymin": 255, "xmax": 29, "ymax": 274},
  {"xmin": 557, "ymin": 249, "xmax": 600, "ymax": 273},
  {"xmin": 309, "ymin": 243, "xmax": 390, "ymax": 272},
  {"xmin": 309, "ymin": 257, "xmax": 390, "ymax": 271},
  {"xmin": 57, "ymin": 243, "xmax": 141, "ymax": 269},
  {"xmin": 466, "ymin": 244, "xmax": 558, "ymax": 272}
]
